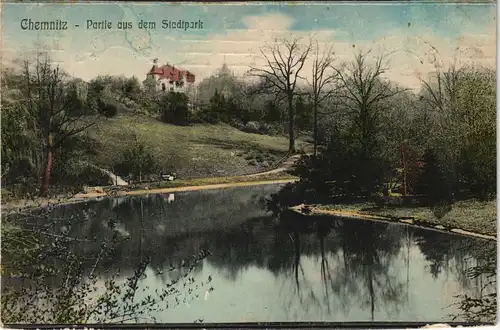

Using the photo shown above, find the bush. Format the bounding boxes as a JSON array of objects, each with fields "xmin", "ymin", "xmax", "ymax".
[
  {"xmin": 196, "ymin": 106, "xmax": 220, "ymax": 124},
  {"xmin": 123, "ymin": 76, "xmax": 142, "ymax": 101},
  {"xmin": 3, "ymin": 156, "xmax": 37, "ymax": 186},
  {"xmin": 195, "ymin": 90, "xmax": 242, "ymax": 125},
  {"xmin": 98, "ymin": 99, "xmax": 118, "ymax": 118},
  {"xmin": 52, "ymin": 160, "xmax": 112, "ymax": 189},
  {"xmin": 236, "ymin": 122, "xmax": 281, "ymax": 136},
  {"xmin": 291, "ymin": 134, "xmax": 390, "ymax": 200},
  {"xmin": 77, "ymin": 164, "xmax": 113, "ymax": 186},
  {"xmin": 1, "ymin": 189, "xmax": 13, "ymax": 202},
  {"xmin": 266, "ymin": 182, "xmax": 309, "ymax": 215},
  {"xmin": 460, "ymin": 139, "xmax": 496, "ymax": 200},
  {"xmin": 258, "ymin": 123, "xmax": 272, "ymax": 135},
  {"xmin": 161, "ymin": 92, "xmax": 190, "ymax": 125},
  {"xmin": 241, "ymin": 121, "xmax": 261, "ymax": 134},
  {"xmin": 187, "ymin": 113, "xmax": 205, "ymax": 124},
  {"xmin": 415, "ymin": 148, "xmax": 454, "ymax": 205},
  {"xmin": 114, "ymin": 138, "xmax": 158, "ymax": 182}
]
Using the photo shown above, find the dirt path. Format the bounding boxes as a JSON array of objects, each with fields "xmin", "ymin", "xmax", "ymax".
[
  {"xmin": 247, "ymin": 154, "xmax": 303, "ymax": 177},
  {"xmin": 107, "ymin": 178, "xmax": 297, "ymax": 197},
  {"xmin": 97, "ymin": 167, "xmax": 128, "ymax": 186}
]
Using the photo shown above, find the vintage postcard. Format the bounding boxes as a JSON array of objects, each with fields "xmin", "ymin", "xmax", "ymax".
[{"xmin": 0, "ymin": 1, "xmax": 496, "ymax": 327}]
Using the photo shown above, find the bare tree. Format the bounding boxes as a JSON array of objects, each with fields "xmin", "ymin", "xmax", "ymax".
[
  {"xmin": 420, "ymin": 64, "xmax": 460, "ymax": 113},
  {"xmin": 248, "ymin": 37, "xmax": 312, "ymax": 153},
  {"xmin": 333, "ymin": 51, "xmax": 405, "ymax": 156},
  {"xmin": 306, "ymin": 41, "xmax": 338, "ymax": 156},
  {"xmin": 19, "ymin": 52, "xmax": 99, "ymax": 196},
  {"xmin": 420, "ymin": 64, "xmax": 461, "ymax": 145},
  {"xmin": 418, "ymin": 64, "xmax": 465, "ymax": 189}
]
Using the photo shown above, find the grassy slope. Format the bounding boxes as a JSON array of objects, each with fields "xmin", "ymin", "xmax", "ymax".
[
  {"xmin": 320, "ymin": 199, "xmax": 497, "ymax": 236},
  {"xmin": 88, "ymin": 114, "xmax": 311, "ymax": 178}
]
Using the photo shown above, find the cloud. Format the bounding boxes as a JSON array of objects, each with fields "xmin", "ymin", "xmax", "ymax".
[
  {"xmin": 242, "ymin": 12, "xmax": 294, "ymax": 31},
  {"xmin": 3, "ymin": 9, "xmax": 494, "ymax": 91},
  {"xmin": 61, "ymin": 46, "xmax": 152, "ymax": 79},
  {"xmin": 160, "ymin": 12, "xmax": 495, "ymax": 90},
  {"xmin": 373, "ymin": 23, "xmax": 496, "ymax": 89},
  {"xmin": 171, "ymin": 13, "xmax": 342, "ymax": 82}
]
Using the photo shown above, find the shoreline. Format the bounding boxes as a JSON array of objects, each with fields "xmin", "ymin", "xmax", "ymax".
[
  {"xmin": 1, "ymin": 154, "xmax": 302, "ymax": 213},
  {"xmin": 1, "ymin": 178, "xmax": 298, "ymax": 212},
  {"xmin": 3, "ymin": 177, "xmax": 496, "ymax": 243},
  {"xmin": 289, "ymin": 204, "xmax": 497, "ymax": 241},
  {"xmin": 107, "ymin": 178, "xmax": 296, "ymax": 197}
]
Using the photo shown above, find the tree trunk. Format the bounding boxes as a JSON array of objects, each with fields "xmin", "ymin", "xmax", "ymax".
[
  {"xmin": 40, "ymin": 134, "xmax": 53, "ymax": 197},
  {"xmin": 313, "ymin": 103, "xmax": 318, "ymax": 157},
  {"xmin": 288, "ymin": 93, "xmax": 295, "ymax": 153},
  {"xmin": 401, "ymin": 142, "xmax": 408, "ymax": 196}
]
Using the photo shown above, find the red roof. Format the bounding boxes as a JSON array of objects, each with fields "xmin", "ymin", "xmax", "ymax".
[{"xmin": 147, "ymin": 64, "xmax": 195, "ymax": 83}]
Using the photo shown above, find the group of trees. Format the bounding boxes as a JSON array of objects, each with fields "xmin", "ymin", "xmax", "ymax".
[
  {"xmin": 1, "ymin": 52, "xmax": 157, "ymax": 196},
  {"xmin": 1, "ymin": 53, "xmax": 105, "ymax": 196},
  {"xmin": 307, "ymin": 63, "xmax": 493, "ymax": 202},
  {"xmin": 249, "ymin": 37, "xmax": 495, "ymax": 202},
  {"xmin": 146, "ymin": 61, "xmax": 315, "ymax": 137},
  {"xmin": 1, "ymin": 36, "xmax": 495, "ymax": 201}
]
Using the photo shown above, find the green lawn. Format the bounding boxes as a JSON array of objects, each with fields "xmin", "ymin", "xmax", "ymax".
[
  {"xmin": 319, "ymin": 199, "xmax": 497, "ymax": 236},
  {"xmin": 88, "ymin": 114, "xmax": 311, "ymax": 178}
]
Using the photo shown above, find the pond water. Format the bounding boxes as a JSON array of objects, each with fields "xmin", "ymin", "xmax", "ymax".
[{"xmin": 2, "ymin": 184, "xmax": 496, "ymax": 324}]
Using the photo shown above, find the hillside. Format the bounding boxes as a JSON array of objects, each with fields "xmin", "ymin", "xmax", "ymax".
[{"xmin": 87, "ymin": 113, "xmax": 311, "ymax": 179}]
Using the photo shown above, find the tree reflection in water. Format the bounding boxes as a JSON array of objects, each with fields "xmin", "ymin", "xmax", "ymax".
[
  {"xmin": 415, "ymin": 229, "xmax": 496, "ymax": 323},
  {"xmin": 280, "ymin": 212, "xmax": 323, "ymax": 317},
  {"xmin": 273, "ymin": 211, "xmax": 407, "ymax": 321},
  {"xmin": 448, "ymin": 239, "xmax": 496, "ymax": 323},
  {"xmin": 1, "ymin": 194, "xmax": 215, "ymax": 324},
  {"xmin": 2, "ymin": 185, "xmax": 496, "ymax": 323}
]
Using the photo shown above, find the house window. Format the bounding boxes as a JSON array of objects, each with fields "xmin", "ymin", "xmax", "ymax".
[{"xmin": 162, "ymin": 83, "xmax": 166, "ymax": 91}]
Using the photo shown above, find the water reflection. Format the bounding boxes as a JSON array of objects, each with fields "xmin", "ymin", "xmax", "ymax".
[{"xmin": 2, "ymin": 184, "xmax": 496, "ymax": 323}]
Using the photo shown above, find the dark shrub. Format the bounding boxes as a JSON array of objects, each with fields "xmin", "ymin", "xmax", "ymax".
[
  {"xmin": 196, "ymin": 106, "xmax": 220, "ymax": 124},
  {"xmin": 98, "ymin": 99, "xmax": 118, "ymax": 118},
  {"xmin": 415, "ymin": 148, "xmax": 454, "ymax": 205},
  {"xmin": 241, "ymin": 121, "xmax": 261, "ymax": 134},
  {"xmin": 161, "ymin": 92, "xmax": 190, "ymax": 126}
]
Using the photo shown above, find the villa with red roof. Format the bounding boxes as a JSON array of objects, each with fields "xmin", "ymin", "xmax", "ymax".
[{"xmin": 144, "ymin": 59, "xmax": 195, "ymax": 93}]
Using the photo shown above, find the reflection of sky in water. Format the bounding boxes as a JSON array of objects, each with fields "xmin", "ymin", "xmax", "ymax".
[
  {"xmin": 6, "ymin": 185, "xmax": 494, "ymax": 324},
  {"xmin": 115, "ymin": 240, "xmax": 487, "ymax": 323}
]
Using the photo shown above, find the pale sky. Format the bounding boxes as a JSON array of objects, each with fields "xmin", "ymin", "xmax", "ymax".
[{"xmin": 1, "ymin": 2, "xmax": 496, "ymax": 90}]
